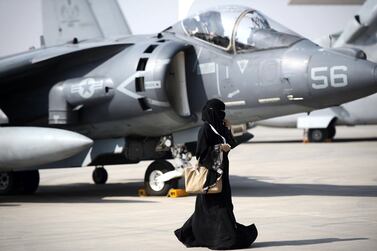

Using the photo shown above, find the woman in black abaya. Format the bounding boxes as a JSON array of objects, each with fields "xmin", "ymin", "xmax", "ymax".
[{"xmin": 175, "ymin": 99, "xmax": 258, "ymax": 250}]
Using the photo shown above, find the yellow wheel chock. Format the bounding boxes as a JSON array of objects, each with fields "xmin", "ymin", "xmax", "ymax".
[
  {"xmin": 168, "ymin": 188, "xmax": 189, "ymax": 198},
  {"xmin": 138, "ymin": 187, "xmax": 147, "ymax": 197},
  {"xmin": 138, "ymin": 187, "xmax": 189, "ymax": 197}
]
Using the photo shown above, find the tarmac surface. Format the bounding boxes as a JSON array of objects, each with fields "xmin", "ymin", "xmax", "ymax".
[{"xmin": 1, "ymin": 125, "xmax": 377, "ymax": 251}]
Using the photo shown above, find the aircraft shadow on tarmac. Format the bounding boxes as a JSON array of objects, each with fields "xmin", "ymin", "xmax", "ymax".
[
  {"xmin": 230, "ymin": 175, "xmax": 377, "ymax": 197},
  {"xmin": 1, "ymin": 174, "xmax": 377, "ymax": 205},
  {"xmin": 253, "ymin": 237, "xmax": 368, "ymax": 248},
  {"xmin": 0, "ymin": 181, "xmax": 155, "ymax": 205},
  {"xmin": 248, "ymin": 137, "xmax": 377, "ymax": 144}
]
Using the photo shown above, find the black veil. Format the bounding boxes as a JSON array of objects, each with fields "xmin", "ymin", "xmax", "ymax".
[{"xmin": 201, "ymin": 99, "xmax": 226, "ymax": 136}]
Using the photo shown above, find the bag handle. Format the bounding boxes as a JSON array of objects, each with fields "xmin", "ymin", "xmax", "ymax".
[
  {"xmin": 195, "ymin": 124, "xmax": 226, "ymax": 167},
  {"xmin": 208, "ymin": 123, "xmax": 226, "ymax": 144}
]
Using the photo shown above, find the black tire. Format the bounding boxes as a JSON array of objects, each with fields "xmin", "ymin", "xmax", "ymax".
[
  {"xmin": 0, "ymin": 172, "xmax": 16, "ymax": 195},
  {"xmin": 17, "ymin": 170, "xmax": 40, "ymax": 194},
  {"xmin": 144, "ymin": 160, "xmax": 178, "ymax": 196},
  {"xmin": 327, "ymin": 126, "xmax": 336, "ymax": 139},
  {"xmin": 92, "ymin": 168, "xmax": 108, "ymax": 184},
  {"xmin": 308, "ymin": 128, "xmax": 328, "ymax": 142}
]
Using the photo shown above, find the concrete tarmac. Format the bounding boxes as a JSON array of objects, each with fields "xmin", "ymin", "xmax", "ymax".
[{"xmin": 1, "ymin": 125, "xmax": 377, "ymax": 251}]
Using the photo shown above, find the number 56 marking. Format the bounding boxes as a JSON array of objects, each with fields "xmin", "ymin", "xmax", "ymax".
[{"xmin": 311, "ymin": 66, "xmax": 348, "ymax": 89}]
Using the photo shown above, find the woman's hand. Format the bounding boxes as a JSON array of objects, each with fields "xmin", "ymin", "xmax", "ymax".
[
  {"xmin": 224, "ymin": 119, "xmax": 231, "ymax": 129},
  {"xmin": 220, "ymin": 143, "xmax": 231, "ymax": 152}
]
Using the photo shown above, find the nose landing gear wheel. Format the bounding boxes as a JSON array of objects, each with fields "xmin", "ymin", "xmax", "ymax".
[
  {"xmin": 92, "ymin": 167, "xmax": 108, "ymax": 184},
  {"xmin": 144, "ymin": 160, "xmax": 178, "ymax": 196}
]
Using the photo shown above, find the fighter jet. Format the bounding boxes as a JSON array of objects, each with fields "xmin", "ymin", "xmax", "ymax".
[
  {"xmin": 257, "ymin": 0, "xmax": 377, "ymax": 142},
  {"xmin": 1, "ymin": 4, "xmax": 377, "ymax": 195}
]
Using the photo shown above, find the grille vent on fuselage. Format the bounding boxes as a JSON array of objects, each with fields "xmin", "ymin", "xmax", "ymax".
[
  {"xmin": 136, "ymin": 58, "xmax": 148, "ymax": 71},
  {"xmin": 135, "ymin": 77, "xmax": 145, "ymax": 92},
  {"xmin": 144, "ymin": 44, "xmax": 158, "ymax": 53},
  {"xmin": 138, "ymin": 97, "xmax": 151, "ymax": 111}
]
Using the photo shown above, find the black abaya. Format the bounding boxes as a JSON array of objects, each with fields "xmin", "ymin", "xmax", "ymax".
[{"xmin": 174, "ymin": 123, "xmax": 258, "ymax": 250}]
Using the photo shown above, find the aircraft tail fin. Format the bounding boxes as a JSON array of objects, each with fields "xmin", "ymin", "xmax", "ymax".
[{"xmin": 42, "ymin": 0, "xmax": 132, "ymax": 46}]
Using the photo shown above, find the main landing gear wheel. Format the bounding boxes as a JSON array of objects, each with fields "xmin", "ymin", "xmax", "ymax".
[
  {"xmin": 308, "ymin": 125, "xmax": 336, "ymax": 142},
  {"xmin": 0, "ymin": 170, "xmax": 40, "ymax": 195},
  {"xmin": 92, "ymin": 167, "xmax": 108, "ymax": 184},
  {"xmin": 17, "ymin": 170, "xmax": 40, "ymax": 194},
  {"xmin": 308, "ymin": 128, "xmax": 328, "ymax": 142},
  {"xmin": 144, "ymin": 160, "xmax": 178, "ymax": 196},
  {"xmin": 0, "ymin": 172, "xmax": 16, "ymax": 195}
]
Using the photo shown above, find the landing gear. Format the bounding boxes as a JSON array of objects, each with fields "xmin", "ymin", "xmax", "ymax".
[
  {"xmin": 308, "ymin": 125, "xmax": 336, "ymax": 142},
  {"xmin": 143, "ymin": 143, "xmax": 191, "ymax": 196},
  {"xmin": 308, "ymin": 128, "xmax": 328, "ymax": 142},
  {"xmin": 144, "ymin": 160, "xmax": 178, "ymax": 196},
  {"xmin": 327, "ymin": 125, "xmax": 336, "ymax": 139},
  {"xmin": 0, "ymin": 170, "xmax": 40, "ymax": 195},
  {"xmin": 92, "ymin": 166, "xmax": 108, "ymax": 184},
  {"xmin": 0, "ymin": 172, "xmax": 15, "ymax": 195},
  {"xmin": 17, "ymin": 170, "xmax": 40, "ymax": 194}
]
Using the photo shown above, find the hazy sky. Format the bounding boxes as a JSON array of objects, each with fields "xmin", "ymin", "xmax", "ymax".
[{"xmin": 0, "ymin": 0, "xmax": 360, "ymax": 57}]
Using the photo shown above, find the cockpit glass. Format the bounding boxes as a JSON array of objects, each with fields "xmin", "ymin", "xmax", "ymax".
[
  {"xmin": 181, "ymin": 6, "xmax": 242, "ymax": 49},
  {"xmin": 179, "ymin": 6, "xmax": 303, "ymax": 53},
  {"xmin": 235, "ymin": 11, "xmax": 269, "ymax": 50},
  {"xmin": 235, "ymin": 10, "xmax": 302, "ymax": 52}
]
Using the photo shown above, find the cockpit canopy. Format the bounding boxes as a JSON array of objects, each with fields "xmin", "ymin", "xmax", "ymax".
[{"xmin": 178, "ymin": 5, "xmax": 303, "ymax": 53}]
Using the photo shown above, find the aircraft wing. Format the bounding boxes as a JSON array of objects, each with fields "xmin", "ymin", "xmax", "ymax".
[
  {"xmin": 0, "ymin": 41, "xmax": 130, "ymax": 93},
  {"xmin": 315, "ymin": 0, "xmax": 377, "ymax": 62},
  {"xmin": 333, "ymin": 0, "xmax": 377, "ymax": 47}
]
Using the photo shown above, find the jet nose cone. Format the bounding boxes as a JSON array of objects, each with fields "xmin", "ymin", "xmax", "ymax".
[
  {"xmin": 307, "ymin": 48, "xmax": 377, "ymax": 107},
  {"xmin": 349, "ymin": 60, "xmax": 377, "ymax": 90}
]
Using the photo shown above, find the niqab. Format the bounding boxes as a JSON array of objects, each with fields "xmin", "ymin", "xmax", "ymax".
[{"xmin": 201, "ymin": 99, "xmax": 226, "ymax": 136}]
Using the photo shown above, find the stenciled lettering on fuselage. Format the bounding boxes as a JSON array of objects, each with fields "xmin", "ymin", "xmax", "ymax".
[
  {"xmin": 197, "ymin": 62, "xmax": 216, "ymax": 75},
  {"xmin": 311, "ymin": 66, "xmax": 348, "ymax": 89},
  {"xmin": 145, "ymin": 81, "xmax": 161, "ymax": 90},
  {"xmin": 59, "ymin": 0, "xmax": 80, "ymax": 27},
  {"xmin": 71, "ymin": 78, "xmax": 104, "ymax": 99},
  {"xmin": 237, "ymin": 59, "xmax": 249, "ymax": 74}
]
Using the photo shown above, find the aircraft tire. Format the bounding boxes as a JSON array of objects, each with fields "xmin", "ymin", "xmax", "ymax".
[
  {"xmin": 17, "ymin": 170, "xmax": 40, "ymax": 194},
  {"xmin": 308, "ymin": 128, "xmax": 328, "ymax": 142},
  {"xmin": 92, "ymin": 167, "xmax": 108, "ymax": 184},
  {"xmin": 0, "ymin": 171, "xmax": 16, "ymax": 195},
  {"xmin": 144, "ymin": 160, "xmax": 178, "ymax": 196}
]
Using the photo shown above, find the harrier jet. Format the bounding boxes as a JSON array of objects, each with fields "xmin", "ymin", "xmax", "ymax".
[{"xmin": 1, "ymin": 4, "xmax": 377, "ymax": 195}]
